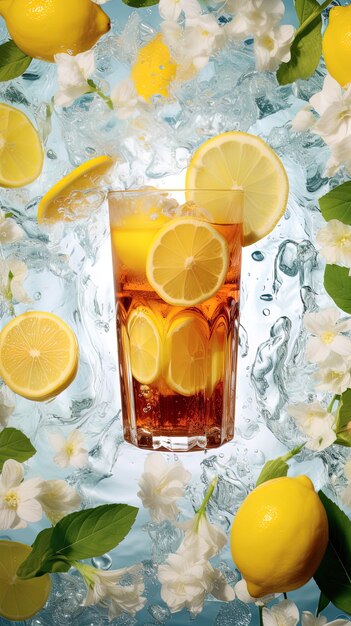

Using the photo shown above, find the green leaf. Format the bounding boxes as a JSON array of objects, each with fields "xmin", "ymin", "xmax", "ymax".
[
  {"xmin": 335, "ymin": 390, "xmax": 351, "ymax": 447},
  {"xmin": 52, "ymin": 504, "xmax": 138, "ymax": 560},
  {"xmin": 319, "ymin": 181, "xmax": 351, "ymax": 225},
  {"xmin": 324, "ymin": 265, "xmax": 351, "ymax": 315},
  {"xmin": 122, "ymin": 0, "xmax": 159, "ymax": 7},
  {"xmin": 17, "ymin": 528, "xmax": 54, "ymax": 579},
  {"xmin": 256, "ymin": 458, "xmax": 289, "ymax": 486},
  {"xmin": 0, "ymin": 428, "xmax": 36, "ymax": 472},
  {"xmin": 277, "ymin": 0, "xmax": 322, "ymax": 85},
  {"xmin": 317, "ymin": 591, "xmax": 330, "ymax": 615},
  {"xmin": 0, "ymin": 40, "xmax": 32, "ymax": 82},
  {"xmin": 314, "ymin": 492, "xmax": 351, "ymax": 614}
]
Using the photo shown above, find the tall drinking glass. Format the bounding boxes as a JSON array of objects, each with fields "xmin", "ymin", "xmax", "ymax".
[{"xmin": 108, "ymin": 188, "xmax": 243, "ymax": 451}]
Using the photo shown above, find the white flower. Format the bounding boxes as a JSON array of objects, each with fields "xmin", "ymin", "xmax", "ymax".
[
  {"xmin": 50, "ymin": 429, "xmax": 89, "ymax": 469},
  {"xmin": 137, "ymin": 452, "xmax": 191, "ymax": 523},
  {"xmin": 161, "ymin": 21, "xmax": 208, "ymax": 79},
  {"xmin": 82, "ymin": 564, "xmax": 146, "ymax": 620},
  {"xmin": 111, "ymin": 78, "xmax": 143, "ymax": 119},
  {"xmin": 0, "ymin": 387, "xmax": 15, "ymax": 428},
  {"xmin": 234, "ymin": 578, "xmax": 279, "ymax": 606},
  {"xmin": 254, "ymin": 24, "xmax": 295, "ymax": 72},
  {"xmin": 159, "ymin": 0, "xmax": 201, "ymax": 22},
  {"xmin": 158, "ymin": 550, "xmax": 234, "ymax": 615},
  {"xmin": 0, "ymin": 257, "xmax": 30, "ymax": 303},
  {"xmin": 38, "ymin": 479, "xmax": 81, "ymax": 524},
  {"xmin": 304, "ymin": 307, "xmax": 351, "ymax": 363},
  {"xmin": 262, "ymin": 600, "xmax": 299, "ymax": 626},
  {"xmin": 90, "ymin": 0, "xmax": 109, "ymax": 3},
  {"xmin": 226, "ymin": 0, "xmax": 285, "ymax": 39},
  {"xmin": 180, "ymin": 512, "xmax": 227, "ymax": 559},
  {"xmin": 314, "ymin": 354, "xmax": 351, "ymax": 395},
  {"xmin": 287, "ymin": 401, "xmax": 336, "ymax": 451},
  {"xmin": 0, "ymin": 459, "xmax": 43, "ymax": 530},
  {"xmin": 54, "ymin": 50, "xmax": 95, "ymax": 107},
  {"xmin": 184, "ymin": 14, "xmax": 223, "ymax": 57},
  {"xmin": 316, "ymin": 220, "xmax": 351, "ymax": 270},
  {"xmin": 0, "ymin": 209, "xmax": 23, "ymax": 243},
  {"xmin": 291, "ymin": 107, "xmax": 315, "ymax": 132},
  {"xmin": 302, "ymin": 613, "xmax": 351, "ymax": 626},
  {"xmin": 311, "ymin": 75, "xmax": 351, "ymax": 145}
]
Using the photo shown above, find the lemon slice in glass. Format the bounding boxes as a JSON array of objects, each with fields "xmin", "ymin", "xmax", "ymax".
[
  {"xmin": 127, "ymin": 307, "xmax": 162, "ymax": 385},
  {"xmin": 146, "ymin": 218, "xmax": 229, "ymax": 307},
  {"xmin": 0, "ymin": 310, "xmax": 79, "ymax": 401},
  {"xmin": 186, "ymin": 131, "xmax": 289, "ymax": 246},
  {"xmin": 0, "ymin": 103, "xmax": 43, "ymax": 188},
  {"xmin": 0, "ymin": 541, "xmax": 51, "ymax": 621},
  {"xmin": 38, "ymin": 155, "xmax": 114, "ymax": 223},
  {"xmin": 165, "ymin": 313, "xmax": 209, "ymax": 396}
]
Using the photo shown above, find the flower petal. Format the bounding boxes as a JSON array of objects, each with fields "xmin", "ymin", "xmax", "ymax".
[{"xmin": 1, "ymin": 459, "xmax": 24, "ymax": 490}]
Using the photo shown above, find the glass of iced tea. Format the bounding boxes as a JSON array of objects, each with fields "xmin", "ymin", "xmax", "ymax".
[{"xmin": 108, "ymin": 188, "xmax": 243, "ymax": 451}]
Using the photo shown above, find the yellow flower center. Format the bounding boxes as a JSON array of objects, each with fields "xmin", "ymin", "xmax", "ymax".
[
  {"xmin": 262, "ymin": 35, "xmax": 275, "ymax": 51},
  {"xmin": 4, "ymin": 490, "xmax": 20, "ymax": 509},
  {"xmin": 65, "ymin": 443, "xmax": 75, "ymax": 457},
  {"xmin": 321, "ymin": 331, "xmax": 335, "ymax": 344},
  {"xmin": 337, "ymin": 234, "xmax": 351, "ymax": 247}
]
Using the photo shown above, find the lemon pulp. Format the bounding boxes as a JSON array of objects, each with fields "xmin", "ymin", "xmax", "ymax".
[
  {"xmin": 127, "ymin": 307, "xmax": 162, "ymax": 385},
  {"xmin": 0, "ymin": 310, "xmax": 79, "ymax": 401}
]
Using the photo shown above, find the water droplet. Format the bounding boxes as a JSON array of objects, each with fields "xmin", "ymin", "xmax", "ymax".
[
  {"xmin": 91, "ymin": 553, "xmax": 112, "ymax": 570},
  {"xmin": 34, "ymin": 292, "xmax": 41, "ymax": 300},
  {"xmin": 260, "ymin": 294, "xmax": 273, "ymax": 302},
  {"xmin": 262, "ymin": 308, "xmax": 270, "ymax": 316},
  {"xmin": 251, "ymin": 250, "xmax": 264, "ymax": 261}
]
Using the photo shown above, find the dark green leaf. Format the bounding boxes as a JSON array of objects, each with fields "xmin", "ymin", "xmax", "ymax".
[
  {"xmin": 277, "ymin": 0, "xmax": 322, "ymax": 85},
  {"xmin": 256, "ymin": 458, "xmax": 289, "ymax": 486},
  {"xmin": 0, "ymin": 428, "xmax": 36, "ymax": 471},
  {"xmin": 314, "ymin": 492, "xmax": 351, "ymax": 614},
  {"xmin": 324, "ymin": 265, "xmax": 351, "ymax": 314},
  {"xmin": 122, "ymin": 0, "xmax": 159, "ymax": 7},
  {"xmin": 319, "ymin": 181, "xmax": 351, "ymax": 225},
  {"xmin": 17, "ymin": 528, "xmax": 54, "ymax": 579},
  {"xmin": 335, "ymin": 390, "xmax": 351, "ymax": 447},
  {"xmin": 317, "ymin": 591, "xmax": 330, "ymax": 615},
  {"xmin": 4, "ymin": 212, "xmax": 13, "ymax": 218},
  {"xmin": 51, "ymin": 504, "xmax": 138, "ymax": 560},
  {"xmin": 0, "ymin": 40, "xmax": 32, "ymax": 82}
]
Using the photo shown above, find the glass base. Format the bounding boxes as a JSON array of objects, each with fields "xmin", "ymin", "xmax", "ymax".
[{"xmin": 123, "ymin": 425, "xmax": 234, "ymax": 452}]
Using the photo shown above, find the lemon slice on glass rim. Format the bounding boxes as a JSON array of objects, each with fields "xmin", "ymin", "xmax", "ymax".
[{"xmin": 186, "ymin": 131, "xmax": 289, "ymax": 246}]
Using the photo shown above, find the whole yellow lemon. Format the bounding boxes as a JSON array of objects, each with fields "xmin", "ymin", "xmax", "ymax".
[
  {"xmin": 230, "ymin": 476, "xmax": 328, "ymax": 597},
  {"xmin": 323, "ymin": 5, "xmax": 351, "ymax": 87},
  {"xmin": 0, "ymin": 0, "xmax": 110, "ymax": 62},
  {"xmin": 131, "ymin": 34, "xmax": 177, "ymax": 101}
]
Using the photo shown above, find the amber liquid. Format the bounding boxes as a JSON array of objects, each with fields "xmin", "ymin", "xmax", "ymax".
[{"xmin": 111, "ymin": 222, "xmax": 242, "ymax": 451}]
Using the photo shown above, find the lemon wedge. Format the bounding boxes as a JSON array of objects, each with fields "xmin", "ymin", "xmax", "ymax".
[
  {"xmin": 0, "ymin": 103, "xmax": 43, "ymax": 188},
  {"xmin": 165, "ymin": 313, "xmax": 209, "ymax": 396},
  {"xmin": 186, "ymin": 131, "xmax": 289, "ymax": 246},
  {"xmin": 0, "ymin": 310, "xmax": 79, "ymax": 401},
  {"xmin": 38, "ymin": 155, "xmax": 114, "ymax": 223},
  {"xmin": 127, "ymin": 307, "xmax": 162, "ymax": 385},
  {"xmin": 0, "ymin": 541, "xmax": 51, "ymax": 621},
  {"xmin": 146, "ymin": 217, "xmax": 229, "ymax": 307}
]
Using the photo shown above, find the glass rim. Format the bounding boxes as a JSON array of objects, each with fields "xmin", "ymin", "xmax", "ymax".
[{"xmin": 108, "ymin": 187, "xmax": 244, "ymax": 194}]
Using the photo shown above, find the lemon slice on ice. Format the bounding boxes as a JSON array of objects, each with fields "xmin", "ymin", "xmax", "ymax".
[
  {"xmin": 127, "ymin": 307, "xmax": 162, "ymax": 385},
  {"xmin": 165, "ymin": 313, "xmax": 209, "ymax": 396},
  {"xmin": 146, "ymin": 218, "xmax": 229, "ymax": 306},
  {"xmin": 0, "ymin": 103, "xmax": 43, "ymax": 188},
  {"xmin": 186, "ymin": 131, "xmax": 289, "ymax": 245},
  {"xmin": 38, "ymin": 155, "xmax": 114, "ymax": 223},
  {"xmin": 0, "ymin": 310, "xmax": 79, "ymax": 401},
  {"xmin": 0, "ymin": 541, "xmax": 51, "ymax": 621}
]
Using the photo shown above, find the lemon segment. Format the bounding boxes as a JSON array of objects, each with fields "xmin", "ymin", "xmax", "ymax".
[
  {"xmin": 2, "ymin": 0, "xmax": 110, "ymax": 62},
  {"xmin": 165, "ymin": 313, "xmax": 209, "ymax": 396},
  {"xmin": 0, "ymin": 311, "xmax": 79, "ymax": 401},
  {"xmin": 127, "ymin": 308, "xmax": 162, "ymax": 385},
  {"xmin": 38, "ymin": 156, "xmax": 114, "ymax": 223},
  {"xmin": 230, "ymin": 476, "xmax": 329, "ymax": 597},
  {"xmin": 0, "ymin": 541, "xmax": 51, "ymax": 621},
  {"xmin": 186, "ymin": 131, "xmax": 289, "ymax": 246},
  {"xmin": 322, "ymin": 6, "xmax": 351, "ymax": 86},
  {"xmin": 208, "ymin": 321, "xmax": 226, "ymax": 394},
  {"xmin": 131, "ymin": 34, "xmax": 177, "ymax": 101},
  {"xmin": 0, "ymin": 104, "xmax": 43, "ymax": 188},
  {"xmin": 146, "ymin": 218, "xmax": 229, "ymax": 307}
]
